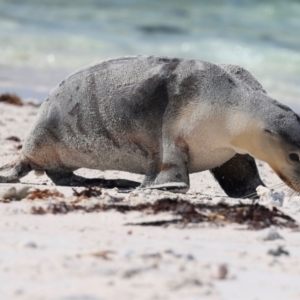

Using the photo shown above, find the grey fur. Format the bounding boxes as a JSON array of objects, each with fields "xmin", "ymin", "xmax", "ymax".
[{"xmin": 1, "ymin": 56, "xmax": 300, "ymax": 196}]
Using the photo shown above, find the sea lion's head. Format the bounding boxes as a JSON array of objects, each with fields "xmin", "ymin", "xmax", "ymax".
[
  {"xmin": 231, "ymin": 100, "xmax": 300, "ymax": 192},
  {"xmin": 258, "ymin": 129, "xmax": 300, "ymax": 192}
]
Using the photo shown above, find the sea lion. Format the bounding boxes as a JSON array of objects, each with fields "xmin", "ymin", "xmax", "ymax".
[{"xmin": 1, "ymin": 55, "xmax": 300, "ymax": 198}]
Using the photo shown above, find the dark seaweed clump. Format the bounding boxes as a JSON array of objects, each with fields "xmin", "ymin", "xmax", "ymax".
[
  {"xmin": 30, "ymin": 197, "xmax": 298, "ymax": 230},
  {"xmin": 0, "ymin": 93, "xmax": 23, "ymax": 106},
  {"xmin": 72, "ymin": 186, "xmax": 102, "ymax": 198}
]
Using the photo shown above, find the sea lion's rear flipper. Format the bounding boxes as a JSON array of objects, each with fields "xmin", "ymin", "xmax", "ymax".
[
  {"xmin": 210, "ymin": 154, "xmax": 265, "ymax": 199},
  {"xmin": 0, "ymin": 156, "xmax": 32, "ymax": 183},
  {"xmin": 45, "ymin": 170, "xmax": 140, "ymax": 189}
]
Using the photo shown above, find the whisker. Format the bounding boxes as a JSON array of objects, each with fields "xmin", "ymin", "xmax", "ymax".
[
  {"xmin": 241, "ymin": 191, "xmax": 258, "ymax": 199},
  {"xmin": 287, "ymin": 178, "xmax": 300, "ymax": 198},
  {"xmin": 285, "ymin": 188, "xmax": 294, "ymax": 197},
  {"xmin": 241, "ymin": 182, "xmax": 286, "ymax": 200},
  {"xmin": 268, "ymin": 182, "xmax": 286, "ymax": 190}
]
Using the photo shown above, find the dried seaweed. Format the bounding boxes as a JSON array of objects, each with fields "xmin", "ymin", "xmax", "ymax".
[
  {"xmin": 14, "ymin": 144, "xmax": 22, "ymax": 151},
  {"xmin": 122, "ymin": 265, "xmax": 157, "ymax": 278},
  {"xmin": 0, "ymin": 93, "xmax": 23, "ymax": 106},
  {"xmin": 0, "ymin": 199, "xmax": 11, "ymax": 203},
  {"xmin": 268, "ymin": 246, "xmax": 289, "ymax": 257},
  {"xmin": 75, "ymin": 250, "xmax": 115, "ymax": 260},
  {"xmin": 6, "ymin": 136, "xmax": 21, "ymax": 142},
  {"xmin": 30, "ymin": 197, "xmax": 298, "ymax": 230},
  {"xmin": 30, "ymin": 206, "xmax": 48, "ymax": 214},
  {"xmin": 123, "ymin": 199, "xmax": 298, "ymax": 229},
  {"xmin": 90, "ymin": 250, "xmax": 115, "ymax": 260},
  {"xmin": 72, "ymin": 186, "xmax": 102, "ymax": 198},
  {"xmin": 27, "ymin": 189, "xmax": 64, "ymax": 200}
]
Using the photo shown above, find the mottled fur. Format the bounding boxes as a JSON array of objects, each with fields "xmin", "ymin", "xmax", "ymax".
[{"xmin": 1, "ymin": 56, "xmax": 300, "ymax": 197}]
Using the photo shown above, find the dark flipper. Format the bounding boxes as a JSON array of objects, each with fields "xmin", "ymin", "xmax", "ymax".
[
  {"xmin": 45, "ymin": 170, "xmax": 140, "ymax": 190},
  {"xmin": 210, "ymin": 154, "xmax": 265, "ymax": 198}
]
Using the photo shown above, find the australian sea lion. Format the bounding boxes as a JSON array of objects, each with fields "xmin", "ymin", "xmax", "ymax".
[{"xmin": 1, "ymin": 55, "xmax": 300, "ymax": 198}]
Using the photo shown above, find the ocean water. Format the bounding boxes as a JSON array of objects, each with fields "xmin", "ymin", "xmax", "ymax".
[{"xmin": 0, "ymin": 0, "xmax": 300, "ymax": 110}]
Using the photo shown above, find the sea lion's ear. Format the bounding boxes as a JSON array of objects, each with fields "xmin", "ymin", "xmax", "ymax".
[{"xmin": 264, "ymin": 129, "xmax": 275, "ymax": 135}]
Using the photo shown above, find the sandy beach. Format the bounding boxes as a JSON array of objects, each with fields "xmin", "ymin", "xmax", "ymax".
[
  {"xmin": 1, "ymin": 1, "xmax": 300, "ymax": 299},
  {"xmin": 1, "ymin": 100, "xmax": 300, "ymax": 300}
]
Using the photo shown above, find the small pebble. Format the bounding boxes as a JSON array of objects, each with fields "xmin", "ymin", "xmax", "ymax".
[
  {"xmin": 185, "ymin": 254, "xmax": 195, "ymax": 261},
  {"xmin": 257, "ymin": 227, "xmax": 283, "ymax": 241},
  {"xmin": 20, "ymin": 241, "xmax": 38, "ymax": 249},
  {"xmin": 268, "ymin": 246, "xmax": 289, "ymax": 257},
  {"xmin": 143, "ymin": 189, "xmax": 152, "ymax": 195},
  {"xmin": 211, "ymin": 263, "xmax": 228, "ymax": 280},
  {"xmin": 0, "ymin": 187, "xmax": 16, "ymax": 199}
]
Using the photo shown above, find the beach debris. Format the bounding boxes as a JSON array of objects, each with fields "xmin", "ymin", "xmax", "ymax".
[
  {"xmin": 6, "ymin": 136, "xmax": 21, "ymax": 142},
  {"xmin": 46, "ymin": 201, "xmax": 69, "ymax": 214},
  {"xmin": 72, "ymin": 186, "xmax": 102, "ymax": 198},
  {"xmin": 109, "ymin": 195, "xmax": 124, "ymax": 202},
  {"xmin": 0, "ymin": 93, "xmax": 23, "ymax": 106},
  {"xmin": 29, "ymin": 197, "xmax": 298, "ymax": 229},
  {"xmin": 141, "ymin": 251, "xmax": 162, "ymax": 260},
  {"xmin": 124, "ymin": 200, "xmax": 297, "ymax": 229},
  {"xmin": 20, "ymin": 241, "xmax": 38, "ymax": 249},
  {"xmin": 256, "ymin": 185, "xmax": 284, "ymax": 207},
  {"xmin": 168, "ymin": 278, "xmax": 202, "ymax": 290},
  {"xmin": 268, "ymin": 246, "xmax": 289, "ymax": 257},
  {"xmin": 0, "ymin": 187, "xmax": 17, "ymax": 200},
  {"xmin": 90, "ymin": 250, "xmax": 115, "ymax": 260},
  {"xmin": 14, "ymin": 144, "xmax": 23, "ymax": 151},
  {"xmin": 77, "ymin": 250, "xmax": 115, "ymax": 260},
  {"xmin": 164, "ymin": 249, "xmax": 195, "ymax": 261},
  {"xmin": 122, "ymin": 265, "xmax": 157, "ymax": 279},
  {"xmin": 26, "ymin": 188, "xmax": 64, "ymax": 200},
  {"xmin": 0, "ymin": 186, "xmax": 31, "ymax": 201},
  {"xmin": 15, "ymin": 186, "xmax": 32, "ymax": 200},
  {"xmin": 0, "ymin": 198, "xmax": 10, "ymax": 203},
  {"xmin": 30, "ymin": 206, "xmax": 47, "ymax": 215},
  {"xmin": 257, "ymin": 227, "xmax": 283, "ymax": 241},
  {"xmin": 210, "ymin": 263, "xmax": 228, "ymax": 280}
]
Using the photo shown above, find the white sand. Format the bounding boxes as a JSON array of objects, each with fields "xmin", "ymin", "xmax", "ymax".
[{"xmin": 1, "ymin": 102, "xmax": 300, "ymax": 300}]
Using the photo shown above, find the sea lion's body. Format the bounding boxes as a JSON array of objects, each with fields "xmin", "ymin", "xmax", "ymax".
[
  {"xmin": 27, "ymin": 57, "xmax": 243, "ymax": 174},
  {"xmin": 2, "ymin": 56, "xmax": 300, "ymax": 197}
]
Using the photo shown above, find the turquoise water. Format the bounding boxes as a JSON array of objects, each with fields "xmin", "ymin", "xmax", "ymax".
[{"xmin": 0, "ymin": 0, "xmax": 300, "ymax": 109}]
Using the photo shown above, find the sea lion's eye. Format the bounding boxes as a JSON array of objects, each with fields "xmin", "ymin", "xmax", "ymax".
[{"xmin": 289, "ymin": 153, "xmax": 300, "ymax": 163}]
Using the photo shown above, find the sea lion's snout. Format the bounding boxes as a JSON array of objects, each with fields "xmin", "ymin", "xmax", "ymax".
[
  {"xmin": 281, "ymin": 151, "xmax": 300, "ymax": 192},
  {"xmin": 231, "ymin": 119, "xmax": 300, "ymax": 193},
  {"xmin": 265, "ymin": 138, "xmax": 300, "ymax": 193}
]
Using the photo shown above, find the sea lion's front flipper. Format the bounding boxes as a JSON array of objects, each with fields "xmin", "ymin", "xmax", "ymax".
[
  {"xmin": 45, "ymin": 170, "xmax": 140, "ymax": 189},
  {"xmin": 145, "ymin": 140, "xmax": 190, "ymax": 193},
  {"xmin": 210, "ymin": 154, "xmax": 265, "ymax": 199}
]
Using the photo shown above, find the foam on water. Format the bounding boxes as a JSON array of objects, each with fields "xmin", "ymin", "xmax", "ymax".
[{"xmin": 0, "ymin": 0, "xmax": 300, "ymax": 109}]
